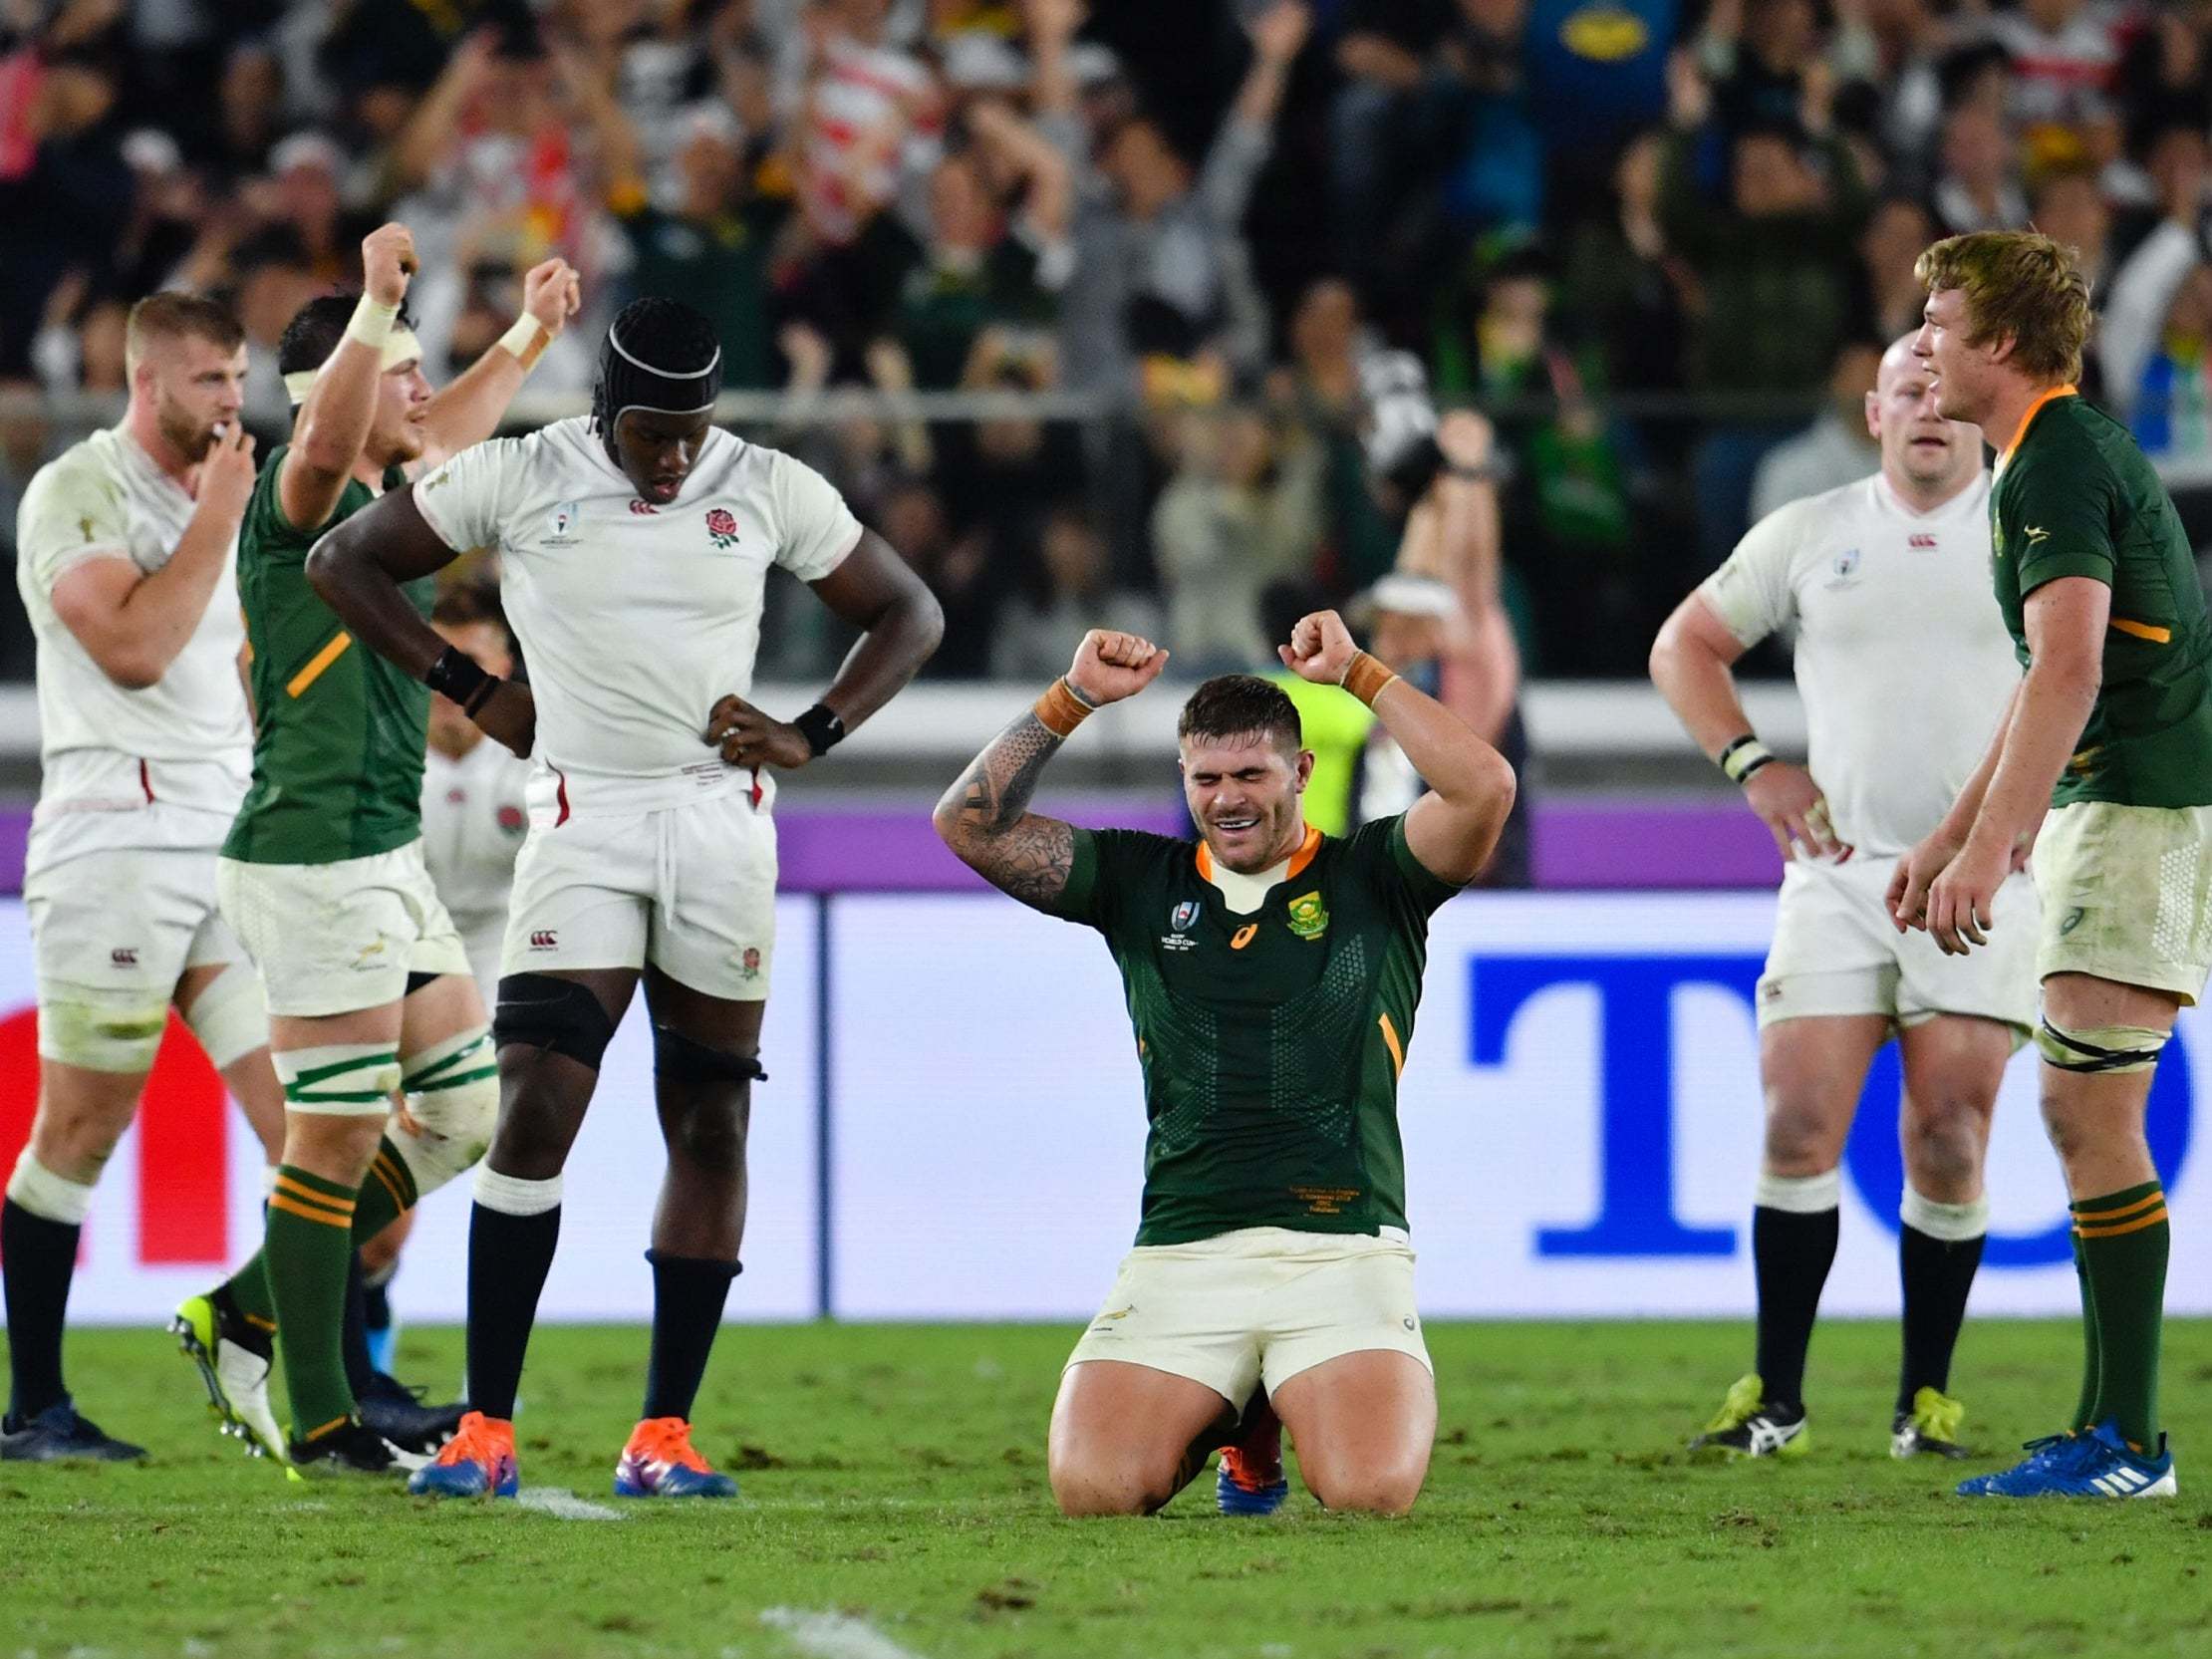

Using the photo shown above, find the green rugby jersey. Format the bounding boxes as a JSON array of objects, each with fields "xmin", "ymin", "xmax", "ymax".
[
  {"xmin": 223, "ymin": 446, "xmax": 435, "ymax": 865},
  {"xmin": 1045, "ymin": 814, "xmax": 1461, "ymax": 1246},
  {"xmin": 1992, "ymin": 389, "xmax": 2212, "ymax": 808}
]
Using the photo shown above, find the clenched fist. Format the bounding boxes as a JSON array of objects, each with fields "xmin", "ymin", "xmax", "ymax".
[{"xmin": 1067, "ymin": 630, "xmax": 1169, "ymax": 706}]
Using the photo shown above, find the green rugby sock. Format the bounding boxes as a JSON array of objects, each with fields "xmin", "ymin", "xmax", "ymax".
[
  {"xmin": 2068, "ymin": 1230, "xmax": 2099, "ymax": 1433},
  {"xmin": 222, "ymin": 1138, "xmax": 419, "ymax": 1331},
  {"xmin": 265, "ymin": 1165, "xmax": 361, "ymax": 1439},
  {"xmin": 2072, "ymin": 1182, "xmax": 2169, "ymax": 1450}
]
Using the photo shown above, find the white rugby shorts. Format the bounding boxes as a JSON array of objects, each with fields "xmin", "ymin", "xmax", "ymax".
[
  {"xmin": 1064, "ymin": 1227, "xmax": 1433, "ymax": 1405},
  {"xmin": 27, "ymin": 840, "xmax": 244, "ymax": 1029},
  {"xmin": 1758, "ymin": 854, "xmax": 2037, "ymax": 1035},
  {"xmin": 217, "ymin": 839, "xmax": 470, "ymax": 1018},
  {"xmin": 499, "ymin": 784, "xmax": 778, "ymax": 1000}
]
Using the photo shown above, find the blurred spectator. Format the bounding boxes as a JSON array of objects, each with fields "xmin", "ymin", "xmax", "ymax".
[
  {"xmin": 879, "ymin": 474, "xmax": 999, "ymax": 677},
  {"xmin": 2129, "ymin": 262, "xmax": 2212, "ymax": 462},
  {"xmin": 0, "ymin": 46, "xmax": 131, "ymax": 382},
  {"xmin": 1062, "ymin": 0, "xmax": 1308, "ymax": 397},
  {"xmin": 1152, "ymin": 405, "xmax": 1322, "ymax": 674},
  {"xmin": 893, "ymin": 101, "xmax": 1071, "ymax": 389},
  {"xmin": 1560, "ymin": 129, "xmax": 1697, "ymax": 403},
  {"xmin": 1749, "ymin": 336, "xmax": 1881, "ymax": 523},
  {"xmin": 1929, "ymin": 98, "xmax": 2028, "ymax": 235},
  {"xmin": 1662, "ymin": 47, "xmax": 1869, "ymax": 565},
  {"xmin": 1522, "ymin": 0, "xmax": 1675, "ymax": 217},
  {"xmin": 260, "ymin": 132, "xmax": 374, "ymax": 284},
  {"xmin": 228, "ymin": 224, "xmax": 322, "ymax": 429},
  {"xmin": 210, "ymin": 36, "xmax": 285, "ymax": 182},
  {"xmin": 989, "ymin": 503, "xmax": 1164, "ymax": 678},
  {"xmin": 2102, "ymin": 131, "xmax": 2209, "ymax": 423},
  {"xmin": 1274, "ymin": 276, "xmax": 1400, "ymax": 595},
  {"xmin": 1853, "ymin": 192, "xmax": 1936, "ymax": 340},
  {"xmin": 568, "ymin": 57, "xmax": 786, "ymax": 390},
  {"xmin": 1987, "ymin": 0, "xmax": 2124, "ymax": 168}
]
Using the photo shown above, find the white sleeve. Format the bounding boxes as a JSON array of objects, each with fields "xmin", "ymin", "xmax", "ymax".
[
  {"xmin": 1696, "ymin": 504, "xmax": 1802, "ymax": 648},
  {"xmin": 413, "ymin": 437, "xmax": 527, "ymax": 555},
  {"xmin": 17, "ymin": 453, "xmax": 134, "ymax": 596},
  {"xmin": 768, "ymin": 449, "xmax": 863, "ymax": 581}
]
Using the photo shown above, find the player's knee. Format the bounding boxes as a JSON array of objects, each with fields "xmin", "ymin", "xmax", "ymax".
[
  {"xmin": 1761, "ymin": 1099, "xmax": 1845, "ymax": 1173},
  {"xmin": 494, "ymin": 973, "xmax": 618, "ymax": 1072},
  {"xmin": 1048, "ymin": 1451, "xmax": 1174, "ymax": 1517},
  {"xmin": 1311, "ymin": 1470, "xmax": 1423, "ymax": 1517},
  {"xmin": 393, "ymin": 1025, "xmax": 498, "ymax": 1197},
  {"xmin": 488, "ymin": 1095, "xmax": 577, "ymax": 1180},
  {"xmin": 180, "ymin": 960, "xmax": 269, "ymax": 1071},
  {"xmin": 38, "ymin": 984, "xmax": 167, "ymax": 1076},
  {"xmin": 1900, "ymin": 1095, "xmax": 1989, "ymax": 1194},
  {"xmin": 664, "ymin": 1092, "xmax": 749, "ymax": 1175},
  {"xmin": 1303, "ymin": 1443, "xmax": 1428, "ymax": 1517}
]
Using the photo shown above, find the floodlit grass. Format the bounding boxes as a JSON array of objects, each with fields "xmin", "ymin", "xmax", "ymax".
[{"xmin": 5, "ymin": 1319, "xmax": 2209, "ymax": 1658}]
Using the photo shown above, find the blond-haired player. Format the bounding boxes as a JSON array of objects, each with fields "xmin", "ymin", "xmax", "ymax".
[{"xmin": 5, "ymin": 296, "xmax": 284, "ymax": 1463}]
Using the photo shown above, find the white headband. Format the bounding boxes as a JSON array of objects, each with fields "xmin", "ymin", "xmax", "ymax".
[{"xmin": 283, "ymin": 327, "xmax": 424, "ymax": 404}]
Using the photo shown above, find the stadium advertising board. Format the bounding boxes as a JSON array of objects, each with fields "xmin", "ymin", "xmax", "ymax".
[{"xmin": 4, "ymin": 893, "xmax": 2205, "ymax": 1324}]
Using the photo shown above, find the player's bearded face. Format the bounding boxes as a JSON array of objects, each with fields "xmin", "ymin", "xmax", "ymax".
[
  {"xmin": 148, "ymin": 341, "xmax": 246, "ymax": 460},
  {"xmin": 1181, "ymin": 736, "xmax": 1311, "ymax": 874}
]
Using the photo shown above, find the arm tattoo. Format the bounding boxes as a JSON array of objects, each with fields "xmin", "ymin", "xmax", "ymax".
[{"xmin": 943, "ymin": 711, "xmax": 1076, "ymax": 909}]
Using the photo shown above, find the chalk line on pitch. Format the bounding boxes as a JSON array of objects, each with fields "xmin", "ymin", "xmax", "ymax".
[
  {"xmin": 760, "ymin": 1606, "xmax": 927, "ymax": 1659},
  {"xmin": 515, "ymin": 1487, "xmax": 627, "ymax": 1521}
]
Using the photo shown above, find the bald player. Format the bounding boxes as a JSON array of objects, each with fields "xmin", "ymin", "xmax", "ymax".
[{"xmin": 1649, "ymin": 334, "xmax": 2034, "ymax": 1462}]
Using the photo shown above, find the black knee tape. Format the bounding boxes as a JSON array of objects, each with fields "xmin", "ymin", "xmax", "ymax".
[
  {"xmin": 652, "ymin": 1023, "xmax": 765, "ymax": 1086},
  {"xmin": 494, "ymin": 973, "xmax": 618, "ymax": 1071},
  {"xmin": 405, "ymin": 970, "xmax": 438, "ymax": 997}
]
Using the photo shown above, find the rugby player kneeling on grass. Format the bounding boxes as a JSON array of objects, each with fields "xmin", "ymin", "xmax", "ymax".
[{"xmin": 936, "ymin": 618, "xmax": 1515, "ymax": 1517}]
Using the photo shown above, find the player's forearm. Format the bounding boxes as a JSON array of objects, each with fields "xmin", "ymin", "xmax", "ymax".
[
  {"xmin": 107, "ymin": 504, "xmax": 237, "ymax": 682},
  {"xmin": 304, "ymin": 493, "xmax": 459, "ymax": 679},
  {"xmin": 933, "ymin": 709, "xmax": 1077, "ymax": 908},
  {"xmin": 1966, "ymin": 663, "xmax": 2095, "ymax": 855},
  {"xmin": 1648, "ymin": 625, "xmax": 1757, "ymax": 761},
  {"xmin": 420, "ymin": 334, "xmax": 541, "ymax": 463},
  {"xmin": 292, "ymin": 338, "xmax": 385, "ymax": 485},
  {"xmin": 815, "ymin": 580, "xmax": 944, "ymax": 730}
]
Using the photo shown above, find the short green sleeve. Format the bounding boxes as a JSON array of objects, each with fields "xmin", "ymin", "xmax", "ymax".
[
  {"xmin": 1048, "ymin": 826, "xmax": 1105, "ymax": 925},
  {"xmin": 2008, "ymin": 453, "xmax": 2115, "ymax": 596},
  {"xmin": 1342, "ymin": 814, "xmax": 1464, "ymax": 915}
]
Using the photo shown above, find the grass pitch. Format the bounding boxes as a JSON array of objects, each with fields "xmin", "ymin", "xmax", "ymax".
[{"xmin": 5, "ymin": 1319, "xmax": 2209, "ymax": 1659}]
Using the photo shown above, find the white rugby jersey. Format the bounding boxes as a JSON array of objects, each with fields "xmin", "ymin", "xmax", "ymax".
[
  {"xmin": 420, "ymin": 735, "xmax": 529, "ymax": 941},
  {"xmin": 1699, "ymin": 470, "xmax": 2019, "ymax": 858},
  {"xmin": 15, "ymin": 426, "xmax": 250, "ymax": 862},
  {"xmin": 414, "ymin": 417, "xmax": 860, "ymax": 809}
]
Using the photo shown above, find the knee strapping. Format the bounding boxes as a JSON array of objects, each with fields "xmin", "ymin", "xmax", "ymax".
[
  {"xmin": 1901, "ymin": 1186, "xmax": 1990, "ymax": 1242},
  {"xmin": 274, "ymin": 1043, "xmax": 403, "ymax": 1115},
  {"xmin": 474, "ymin": 1165, "xmax": 562, "ymax": 1216},
  {"xmin": 495, "ymin": 973, "xmax": 617, "ymax": 1071},
  {"xmin": 1754, "ymin": 1169, "xmax": 1841, "ymax": 1213},
  {"xmin": 182, "ymin": 960, "xmax": 268, "ymax": 1070},
  {"xmin": 653, "ymin": 1024, "xmax": 765, "ymax": 1086},
  {"xmin": 2035, "ymin": 1019, "xmax": 2170, "ymax": 1074},
  {"xmin": 393, "ymin": 1025, "xmax": 497, "ymax": 1197},
  {"xmin": 37, "ymin": 984, "xmax": 168, "ymax": 1073},
  {"xmin": 6, "ymin": 1150, "xmax": 96, "ymax": 1225}
]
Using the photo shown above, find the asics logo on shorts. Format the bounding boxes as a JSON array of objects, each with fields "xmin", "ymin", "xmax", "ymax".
[{"xmin": 529, "ymin": 930, "xmax": 558, "ymax": 949}]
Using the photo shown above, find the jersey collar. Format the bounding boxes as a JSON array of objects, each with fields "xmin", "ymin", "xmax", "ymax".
[
  {"xmin": 1195, "ymin": 822, "xmax": 1321, "ymax": 914},
  {"xmin": 1997, "ymin": 384, "xmax": 2076, "ymax": 472}
]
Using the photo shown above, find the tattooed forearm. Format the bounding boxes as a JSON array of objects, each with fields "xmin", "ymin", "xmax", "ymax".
[
  {"xmin": 956, "ymin": 712, "xmax": 1061, "ymax": 831},
  {"xmin": 934, "ymin": 711, "xmax": 1077, "ymax": 910}
]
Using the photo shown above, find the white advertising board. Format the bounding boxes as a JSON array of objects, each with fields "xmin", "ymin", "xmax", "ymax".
[
  {"xmin": 6, "ymin": 893, "xmax": 2205, "ymax": 1325},
  {"xmin": 825, "ymin": 893, "xmax": 2211, "ymax": 1319}
]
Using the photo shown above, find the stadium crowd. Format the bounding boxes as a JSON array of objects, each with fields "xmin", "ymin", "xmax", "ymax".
[{"xmin": 8, "ymin": 0, "xmax": 2212, "ymax": 684}]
